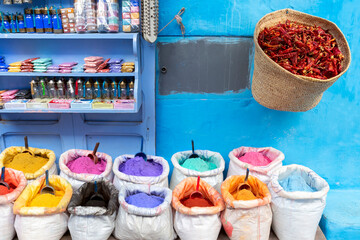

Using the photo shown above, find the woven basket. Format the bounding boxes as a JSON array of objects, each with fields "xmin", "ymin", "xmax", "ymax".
[{"xmin": 252, "ymin": 9, "xmax": 351, "ymax": 112}]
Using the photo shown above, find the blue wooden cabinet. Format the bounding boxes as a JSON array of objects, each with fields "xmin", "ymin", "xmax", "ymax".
[{"xmin": 0, "ymin": 0, "xmax": 156, "ymax": 162}]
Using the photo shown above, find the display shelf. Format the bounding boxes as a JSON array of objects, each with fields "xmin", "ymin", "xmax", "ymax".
[
  {"xmin": 0, "ymin": 33, "xmax": 138, "ymax": 40},
  {"xmin": 0, "ymin": 108, "xmax": 139, "ymax": 114},
  {"xmin": 0, "ymin": 72, "xmax": 135, "ymax": 77}
]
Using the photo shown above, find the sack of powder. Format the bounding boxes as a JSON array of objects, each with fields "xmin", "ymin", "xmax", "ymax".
[
  {"xmin": 0, "ymin": 168, "xmax": 27, "ymax": 240},
  {"xmin": 59, "ymin": 149, "xmax": 114, "ymax": 191}
]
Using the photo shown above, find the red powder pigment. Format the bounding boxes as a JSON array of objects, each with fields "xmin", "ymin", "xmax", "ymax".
[
  {"xmin": 181, "ymin": 196, "xmax": 214, "ymax": 208},
  {"xmin": 0, "ymin": 183, "xmax": 16, "ymax": 195},
  {"xmin": 238, "ymin": 152, "xmax": 272, "ymax": 166}
]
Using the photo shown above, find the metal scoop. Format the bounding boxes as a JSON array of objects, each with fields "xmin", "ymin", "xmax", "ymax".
[
  {"xmin": 135, "ymin": 138, "xmax": 147, "ymax": 161},
  {"xmin": 237, "ymin": 168, "xmax": 252, "ymax": 192},
  {"xmin": 0, "ymin": 167, "xmax": 10, "ymax": 190},
  {"xmin": 189, "ymin": 140, "xmax": 199, "ymax": 159},
  {"xmin": 22, "ymin": 136, "xmax": 34, "ymax": 156},
  {"xmin": 190, "ymin": 176, "xmax": 204, "ymax": 199},
  {"xmin": 88, "ymin": 142, "xmax": 100, "ymax": 164},
  {"xmin": 86, "ymin": 181, "xmax": 106, "ymax": 207},
  {"xmin": 41, "ymin": 170, "xmax": 55, "ymax": 195}
]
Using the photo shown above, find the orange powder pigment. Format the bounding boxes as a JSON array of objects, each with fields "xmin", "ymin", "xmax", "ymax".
[
  {"xmin": 181, "ymin": 196, "xmax": 214, "ymax": 208},
  {"xmin": 232, "ymin": 189, "xmax": 257, "ymax": 200}
]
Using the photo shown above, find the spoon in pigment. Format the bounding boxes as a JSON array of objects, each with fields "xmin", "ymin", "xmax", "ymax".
[
  {"xmin": 134, "ymin": 138, "xmax": 147, "ymax": 161},
  {"xmin": 41, "ymin": 170, "xmax": 55, "ymax": 195},
  {"xmin": 189, "ymin": 140, "xmax": 199, "ymax": 159},
  {"xmin": 190, "ymin": 176, "xmax": 205, "ymax": 199},
  {"xmin": 22, "ymin": 136, "xmax": 35, "ymax": 156},
  {"xmin": 0, "ymin": 167, "xmax": 10, "ymax": 190},
  {"xmin": 87, "ymin": 181, "xmax": 106, "ymax": 207},
  {"xmin": 237, "ymin": 168, "xmax": 252, "ymax": 192},
  {"xmin": 88, "ymin": 142, "xmax": 100, "ymax": 164}
]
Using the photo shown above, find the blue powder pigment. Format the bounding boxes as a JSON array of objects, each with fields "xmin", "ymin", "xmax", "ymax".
[
  {"xmin": 125, "ymin": 192, "xmax": 164, "ymax": 208},
  {"xmin": 279, "ymin": 172, "xmax": 317, "ymax": 192}
]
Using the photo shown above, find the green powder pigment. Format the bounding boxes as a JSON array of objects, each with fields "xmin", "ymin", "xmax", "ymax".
[{"xmin": 180, "ymin": 157, "xmax": 217, "ymax": 172}]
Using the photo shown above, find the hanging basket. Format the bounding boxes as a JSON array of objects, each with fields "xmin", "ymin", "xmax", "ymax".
[{"xmin": 252, "ymin": 9, "xmax": 351, "ymax": 112}]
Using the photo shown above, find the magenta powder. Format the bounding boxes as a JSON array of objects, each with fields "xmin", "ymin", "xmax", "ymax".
[
  {"xmin": 67, "ymin": 156, "xmax": 107, "ymax": 174},
  {"xmin": 119, "ymin": 156, "xmax": 163, "ymax": 177},
  {"xmin": 238, "ymin": 152, "xmax": 272, "ymax": 166}
]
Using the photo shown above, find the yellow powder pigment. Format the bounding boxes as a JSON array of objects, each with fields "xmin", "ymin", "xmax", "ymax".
[
  {"xmin": 29, "ymin": 191, "xmax": 64, "ymax": 208},
  {"xmin": 4, "ymin": 153, "xmax": 48, "ymax": 174}
]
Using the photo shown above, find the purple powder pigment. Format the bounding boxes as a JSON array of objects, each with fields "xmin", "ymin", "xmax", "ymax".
[
  {"xmin": 119, "ymin": 156, "xmax": 163, "ymax": 177},
  {"xmin": 125, "ymin": 192, "xmax": 164, "ymax": 208}
]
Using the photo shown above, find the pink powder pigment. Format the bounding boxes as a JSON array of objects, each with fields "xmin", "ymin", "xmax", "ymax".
[
  {"xmin": 238, "ymin": 152, "xmax": 272, "ymax": 166},
  {"xmin": 66, "ymin": 156, "xmax": 107, "ymax": 174}
]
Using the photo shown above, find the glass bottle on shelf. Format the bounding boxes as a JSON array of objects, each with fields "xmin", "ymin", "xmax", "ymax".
[
  {"xmin": 57, "ymin": 78, "xmax": 65, "ymax": 99},
  {"xmin": 85, "ymin": 80, "xmax": 93, "ymax": 99},
  {"xmin": 102, "ymin": 80, "xmax": 110, "ymax": 99},
  {"xmin": 94, "ymin": 80, "xmax": 101, "ymax": 99},
  {"xmin": 119, "ymin": 80, "xmax": 127, "ymax": 99},
  {"xmin": 129, "ymin": 80, "xmax": 134, "ymax": 99},
  {"xmin": 30, "ymin": 79, "xmax": 40, "ymax": 99},
  {"xmin": 39, "ymin": 78, "xmax": 49, "ymax": 98},
  {"xmin": 48, "ymin": 78, "xmax": 57, "ymax": 98},
  {"xmin": 24, "ymin": 8, "xmax": 35, "ymax": 33},
  {"xmin": 76, "ymin": 78, "xmax": 84, "ymax": 99},
  {"xmin": 67, "ymin": 78, "xmax": 75, "ymax": 99},
  {"xmin": 110, "ymin": 80, "xmax": 117, "ymax": 99}
]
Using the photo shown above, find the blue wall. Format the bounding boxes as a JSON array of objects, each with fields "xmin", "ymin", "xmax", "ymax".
[{"xmin": 155, "ymin": 1, "xmax": 360, "ymax": 190}]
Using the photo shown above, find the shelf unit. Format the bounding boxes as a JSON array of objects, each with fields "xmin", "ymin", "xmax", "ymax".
[
  {"xmin": 0, "ymin": 32, "xmax": 142, "ymax": 113},
  {"xmin": 0, "ymin": 0, "xmax": 156, "ymax": 156}
]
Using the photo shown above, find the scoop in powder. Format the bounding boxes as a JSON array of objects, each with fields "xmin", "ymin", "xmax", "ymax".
[
  {"xmin": 125, "ymin": 192, "xmax": 164, "ymax": 208},
  {"xmin": 119, "ymin": 156, "xmax": 163, "ymax": 177},
  {"xmin": 66, "ymin": 156, "xmax": 107, "ymax": 175},
  {"xmin": 180, "ymin": 157, "xmax": 217, "ymax": 172},
  {"xmin": 238, "ymin": 152, "xmax": 272, "ymax": 166}
]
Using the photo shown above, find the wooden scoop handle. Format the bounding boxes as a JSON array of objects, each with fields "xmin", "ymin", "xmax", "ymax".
[
  {"xmin": 93, "ymin": 142, "xmax": 100, "ymax": 155},
  {"xmin": 24, "ymin": 136, "xmax": 29, "ymax": 149}
]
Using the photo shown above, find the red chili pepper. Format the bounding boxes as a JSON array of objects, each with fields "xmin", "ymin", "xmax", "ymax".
[{"xmin": 258, "ymin": 20, "xmax": 344, "ymax": 79}]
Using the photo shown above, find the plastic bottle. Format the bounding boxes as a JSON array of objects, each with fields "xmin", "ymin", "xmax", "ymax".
[
  {"xmin": 17, "ymin": 14, "xmax": 26, "ymax": 33},
  {"xmin": 34, "ymin": 8, "xmax": 44, "ymax": 33},
  {"xmin": 42, "ymin": 8, "xmax": 53, "ymax": 33},
  {"xmin": 24, "ymin": 8, "xmax": 35, "ymax": 33}
]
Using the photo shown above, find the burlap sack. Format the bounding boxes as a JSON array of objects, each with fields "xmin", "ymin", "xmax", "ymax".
[{"xmin": 252, "ymin": 9, "xmax": 351, "ymax": 112}]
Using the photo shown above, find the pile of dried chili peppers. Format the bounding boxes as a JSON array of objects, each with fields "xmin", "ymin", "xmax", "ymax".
[{"xmin": 258, "ymin": 20, "xmax": 344, "ymax": 79}]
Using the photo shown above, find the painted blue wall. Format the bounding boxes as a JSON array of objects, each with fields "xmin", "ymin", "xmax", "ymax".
[{"xmin": 155, "ymin": 1, "xmax": 360, "ymax": 190}]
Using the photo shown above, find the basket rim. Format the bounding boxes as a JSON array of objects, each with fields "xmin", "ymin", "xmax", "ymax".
[{"xmin": 253, "ymin": 8, "xmax": 351, "ymax": 84}]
